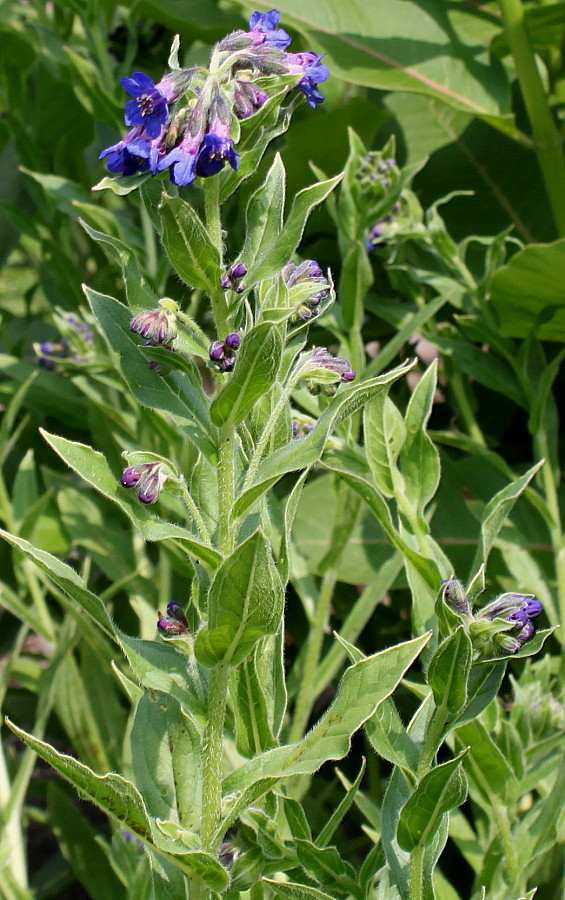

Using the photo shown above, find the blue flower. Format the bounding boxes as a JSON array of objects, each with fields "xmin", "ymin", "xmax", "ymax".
[
  {"xmin": 196, "ymin": 131, "xmax": 240, "ymax": 177},
  {"xmin": 99, "ymin": 127, "xmax": 151, "ymax": 176},
  {"xmin": 284, "ymin": 52, "xmax": 329, "ymax": 107},
  {"xmin": 121, "ymin": 71, "xmax": 171, "ymax": 139},
  {"xmin": 248, "ymin": 9, "xmax": 292, "ymax": 49},
  {"xmin": 478, "ymin": 592, "xmax": 543, "ymax": 654}
]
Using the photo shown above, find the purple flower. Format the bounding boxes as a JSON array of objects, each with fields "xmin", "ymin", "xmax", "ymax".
[
  {"xmin": 441, "ymin": 578, "xmax": 472, "ymax": 617},
  {"xmin": 130, "ymin": 308, "xmax": 177, "ymax": 345},
  {"xmin": 248, "ymin": 9, "xmax": 292, "ymax": 49},
  {"xmin": 284, "ymin": 51, "xmax": 329, "ymax": 107},
  {"xmin": 233, "ymin": 80, "xmax": 269, "ymax": 119},
  {"xmin": 157, "ymin": 610, "xmax": 190, "ymax": 636},
  {"xmin": 196, "ymin": 112, "xmax": 240, "ymax": 178},
  {"xmin": 121, "ymin": 462, "xmax": 167, "ymax": 504},
  {"xmin": 225, "ymin": 332, "xmax": 241, "ymax": 350},
  {"xmin": 99, "ymin": 126, "xmax": 151, "ymax": 176},
  {"xmin": 477, "ymin": 592, "xmax": 543, "ymax": 654},
  {"xmin": 209, "ymin": 333, "xmax": 241, "ymax": 372},
  {"xmin": 121, "ymin": 71, "xmax": 173, "ymax": 139},
  {"xmin": 158, "ymin": 130, "xmax": 203, "ymax": 186}
]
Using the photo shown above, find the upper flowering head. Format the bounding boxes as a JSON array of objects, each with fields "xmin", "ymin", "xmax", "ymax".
[
  {"xmin": 99, "ymin": 126, "xmax": 151, "ymax": 176},
  {"xmin": 157, "ymin": 600, "xmax": 190, "ymax": 636},
  {"xmin": 282, "ymin": 258, "xmax": 330, "ymax": 321},
  {"xmin": 130, "ymin": 307, "xmax": 177, "ymax": 345},
  {"xmin": 474, "ymin": 592, "xmax": 543, "ymax": 655},
  {"xmin": 300, "ymin": 347, "xmax": 356, "ymax": 396}
]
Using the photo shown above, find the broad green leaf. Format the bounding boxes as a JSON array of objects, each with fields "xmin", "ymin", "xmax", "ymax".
[
  {"xmin": 131, "ymin": 691, "xmax": 202, "ymax": 829},
  {"xmin": 364, "ymin": 393, "xmax": 406, "ymax": 498},
  {"xmin": 428, "ymin": 627, "xmax": 472, "ymax": 715},
  {"xmin": 210, "ymin": 324, "xmax": 284, "ymax": 426},
  {"xmin": 258, "ymin": 0, "xmax": 511, "ymax": 120},
  {"xmin": 234, "ymin": 360, "xmax": 416, "ymax": 518},
  {"xmin": 222, "ymin": 634, "xmax": 430, "ymax": 800},
  {"xmin": 159, "ymin": 194, "xmax": 221, "ymax": 293},
  {"xmin": 471, "ymin": 460, "xmax": 544, "ymax": 575},
  {"xmin": 455, "ymin": 721, "xmax": 517, "ymax": 806},
  {"xmin": 0, "ymin": 530, "xmax": 116, "ymax": 642},
  {"xmin": 48, "ymin": 782, "xmax": 124, "ymax": 900},
  {"xmin": 489, "ymin": 238, "xmax": 565, "ymax": 339},
  {"xmin": 283, "ymin": 796, "xmax": 312, "ymax": 841},
  {"xmin": 118, "ymin": 633, "xmax": 205, "ymax": 725},
  {"xmin": 92, "ymin": 174, "xmax": 152, "ymax": 195},
  {"xmin": 6, "ymin": 720, "xmax": 153, "ymax": 841},
  {"xmin": 40, "ymin": 431, "xmax": 222, "ymax": 573},
  {"xmin": 84, "ymin": 287, "xmax": 216, "ymax": 461},
  {"xmin": 232, "ymin": 651, "xmax": 277, "ymax": 758},
  {"xmin": 195, "ymin": 530, "xmax": 284, "ymax": 667},
  {"xmin": 454, "ymin": 662, "xmax": 506, "ymax": 726},
  {"xmin": 241, "ymin": 153, "xmax": 286, "ymax": 279},
  {"xmin": 397, "ymin": 749, "xmax": 469, "ymax": 852},
  {"xmin": 365, "ymin": 696, "xmax": 420, "ymax": 773}
]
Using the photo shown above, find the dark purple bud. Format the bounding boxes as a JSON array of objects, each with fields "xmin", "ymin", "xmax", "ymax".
[
  {"xmin": 341, "ymin": 368, "xmax": 356, "ymax": 382},
  {"xmin": 292, "ymin": 420, "xmax": 300, "ymax": 438},
  {"xmin": 209, "ymin": 340, "xmax": 226, "ymax": 361},
  {"xmin": 304, "ymin": 422, "xmax": 315, "ymax": 434},
  {"xmin": 220, "ymin": 273, "xmax": 232, "ymax": 290},
  {"xmin": 225, "ymin": 332, "xmax": 241, "ymax": 350},
  {"xmin": 157, "ymin": 613, "xmax": 189, "ymax": 636},
  {"xmin": 166, "ymin": 601, "xmax": 190, "ymax": 632},
  {"xmin": 441, "ymin": 578, "xmax": 471, "ymax": 617},
  {"xmin": 131, "ymin": 308, "xmax": 177, "ymax": 345},
  {"xmin": 121, "ymin": 466, "xmax": 142, "ymax": 487},
  {"xmin": 218, "ymin": 841, "xmax": 240, "ymax": 868},
  {"xmin": 219, "ymin": 354, "xmax": 236, "ymax": 373},
  {"xmin": 476, "ymin": 591, "xmax": 543, "ymax": 654},
  {"xmin": 121, "ymin": 461, "xmax": 167, "ymax": 504},
  {"xmin": 230, "ymin": 263, "xmax": 247, "ymax": 280}
]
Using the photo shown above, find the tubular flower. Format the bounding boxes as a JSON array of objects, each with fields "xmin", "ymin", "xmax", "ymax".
[
  {"xmin": 121, "ymin": 462, "xmax": 168, "ymax": 504},
  {"xmin": 122, "ymin": 70, "xmax": 189, "ymax": 138},
  {"xmin": 99, "ymin": 126, "xmax": 151, "ymax": 176},
  {"xmin": 301, "ymin": 347, "xmax": 356, "ymax": 396},
  {"xmin": 283, "ymin": 52, "xmax": 330, "ymax": 106}
]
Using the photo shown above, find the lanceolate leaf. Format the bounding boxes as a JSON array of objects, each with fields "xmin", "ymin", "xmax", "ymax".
[
  {"xmin": 40, "ymin": 431, "xmax": 222, "ymax": 574},
  {"xmin": 427, "ymin": 626, "xmax": 472, "ymax": 716},
  {"xmin": 159, "ymin": 194, "xmax": 221, "ymax": 293},
  {"xmin": 210, "ymin": 324, "xmax": 284, "ymax": 426},
  {"xmin": 195, "ymin": 530, "xmax": 284, "ymax": 667},
  {"xmin": 222, "ymin": 634, "xmax": 430, "ymax": 800},
  {"xmin": 397, "ymin": 748, "xmax": 469, "ymax": 852}
]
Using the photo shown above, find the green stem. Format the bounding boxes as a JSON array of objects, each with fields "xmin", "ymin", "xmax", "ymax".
[
  {"xmin": 498, "ymin": 0, "xmax": 565, "ymax": 237},
  {"xmin": 217, "ymin": 423, "xmax": 236, "ymax": 556},
  {"xmin": 200, "ymin": 663, "xmax": 230, "ymax": 851},
  {"xmin": 180, "ymin": 482, "xmax": 212, "ymax": 544},
  {"xmin": 535, "ymin": 436, "xmax": 565, "ymax": 654},
  {"xmin": 242, "ymin": 374, "xmax": 299, "ymax": 492},
  {"xmin": 447, "ymin": 363, "xmax": 487, "ymax": 448},
  {"xmin": 409, "ymin": 843, "xmax": 425, "ymax": 900}
]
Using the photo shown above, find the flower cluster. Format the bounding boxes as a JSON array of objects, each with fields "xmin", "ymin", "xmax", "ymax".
[
  {"xmin": 209, "ymin": 332, "xmax": 242, "ymax": 372},
  {"xmin": 366, "ymin": 202, "xmax": 401, "ymax": 251},
  {"xmin": 300, "ymin": 347, "xmax": 356, "ymax": 396},
  {"xmin": 100, "ymin": 9, "xmax": 329, "ymax": 188},
  {"xmin": 220, "ymin": 263, "xmax": 247, "ymax": 292},
  {"xmin": 157, "ymin": 601, "xmax": 190, "ymax": 637},
  {"xmin": 121, "ymin": 461, "xmax": 168, "ymax": 504},
  {"xmin": 130, "ymin": 306, "xmax": 177, "ymax": 346},
  {"xmin": 442, "ymin": 578, "xmax": 543, "ymax": 656},
  {"xmin": 36, "ymin": 315, "xmax": 94, "ymax": 371},
  {"xmin": 282, "ymin": 259, "xmax": 330, "ymax": 321},
  {"xmin": 292, "ymin": 418, "xmax": 315, "ymax": 439}
]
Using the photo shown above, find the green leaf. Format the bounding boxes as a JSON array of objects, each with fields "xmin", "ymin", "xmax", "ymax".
[
  {"xmin": 48, "ymin": 782, "xmax": 124, "ymax": 900},
  {"xmin": 232, "ymin": 651, "xmax": 277, "ymax": 758},
  {"xmin": 40, "ymin": 431, "xmax": 222, "ymax": 574},
  {"xmin": 131, "ymin": 691, "xmax": 202, "ymax": 830},
  {"xmin": 210, "ymin": 324, "xmax": 284, "ymax": 426},
  {"xmin": 316, "ymin": 758, "xmax": 366, "ymax": 846},
  {"xmin": 397, "ymin": 749, "xmax": 469, "ymax": 852},
  {"xmin": 455, "ymin": 721, "xmax": 517, "ymax": 806},
  {"xmin": 364, "ymin": 393, "xmax": 406, "ymax": 498},
  {"xmin": 399, "ymin": 361, "xmax": 441, "ymax": 514},
  {"xmin": 268, "ymin": 0, "xmax": 511, "ymax": 120},
  {"xmin": 195, "ymin": 530, "xmax": 284, "ymax": 667},
  {"xmin": 6, "ymin": 720, "xmax": 153, "ymax": 840},
  {"xmin": 0, "ymin": 530, "xmax": 116, "ymax": 642},
  {"xmin": 92, "ymin": 174, "xmax": 152, "ymax": 195},
  {"xmin": 79, "ymin": 220, "xmax": 157, "ymax": 311},
  {"xmin": 454, "ymin": 662, "xmax": 506, "ymax": 726},
  {"xmin": 241, "ymin": 153, "xmax": 286, "ymax": 278},
  {"xmin": 427, "ymin": 627, "xmax": 472, "ymax": 715},
  {"xmin": 159, "ymin": 194, "xmax": 221, "ymax": 293},
  {"xmin": 262, "ymin": 880, "xmax": 338, "ymax": 900},
  {"xmin": 471, "ymin": 460, "xmax": 545, "ymax": 574},
  {"xmin": 489, "ymin": 238, "xmax": 565, "ymax": 339},
  {"xmin": 365, "ymin": 697, "xmax": 420, "ymax": 773},
  {"xmin": 475, "ymin": 626, "xmax": 557, "ymax": 664},
  {"xmin": 222, "ymin": 634, "xmax": 430, "ymax": 801},
  {"xmin": 84, "ymin": 287, "xmax": 217, "ymax": 461},
  {"xmin": 295, "ymin": 840, "xmax": 360, "ymax": 898}
]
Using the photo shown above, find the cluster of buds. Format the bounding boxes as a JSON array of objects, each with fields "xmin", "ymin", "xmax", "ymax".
[
  {"xmin": 442, "ymin": 578, "xmax": 543, "ymax": 656},
  {"xmin": 130, "ymin": 304, "xmax": 177, "ymax": 346},
  {"xmin": 366, "ymin": 202, "xmax": 401, "ymax": 251},
  {"xmin": 292, "ymin": 418, "xmax": 315, "ymax": 439},
  {"xmin": 100, "ymin": 9, "xmax": 329, "ymax": 188},
  {"xmin": 157, "ymin": 601, "xmax": 190, "ymax": 637},
  {"xmin": 121, "ymin": 461, "xmax": 168, "ymax": 504},
  {"xmin": 36, "ymin": 315, "xmax": 94, "ymax": 371},
  {"xmin": 300, "ymin": 347, "xmax": 356, "ymax": 397},
  {"xmin": 358, "ymin": 154, "xmax": 399, "ymax": 192},
  {"xmin": 282, "ymin": 259, "xmax": 330, "ymax": 322},
  {"xmin": 209, "ymin": 332, "xmax": 242, "ymax": 372},
  {"xmin": 220, "ymin": 263, "xmax": 247, "ymax": 292}
]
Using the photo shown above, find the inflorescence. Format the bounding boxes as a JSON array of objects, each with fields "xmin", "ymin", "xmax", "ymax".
[{"xmin": 100, "ymin": 9, "xmax": 329, "ymax": 188}]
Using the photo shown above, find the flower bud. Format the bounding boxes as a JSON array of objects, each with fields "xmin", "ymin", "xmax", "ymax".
[
  {"xmin": 121, "ymin": 462, "xmax": 167, "ymax": 504},
  {"xmin": 441, "ymin": 578, "xmax": 471, "ymax": 617},
  {"xmin": 225, "ymin": 332, "xmax": 241, "ymax": 350},
  {"xmin": 130, "ymin": 308, "xmax": 177, "ymax": 345},
  {"xmin": 157, "ymin": 613, "xmax": 189, "ymax": 636}
]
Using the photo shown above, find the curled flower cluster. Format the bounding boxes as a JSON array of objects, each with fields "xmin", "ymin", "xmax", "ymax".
[
  {"xmin": 130, "ymin": 307, "xmax": 177, "ymax": 346},
  {"xmin": 121, "ymin": 461, "xmax": 168, "ymax": 504},
  {"xmin": 100, "ymin": 9, "xmax": 329, "ymax": 188},
  {"xmin": 209, "ymin": 332, "xmax": 242, "ymax": 372},
  {"xmin": 282, "ymin": 259, "xmax": 330, "ymax": 321},
  {"xmin": 157, "ymin": 601, "xmax": 190, "ymax": 636},
  {"xmin": 302, "ymin": 347, "xmax": 356, "ymax": 396},
  {"xmin": 442, "ymin": 578, "xmax": 543, "ymax": 656},
  {"xmin": 220, "ymin": 263, "xmax": 247, "ymax": 292}
]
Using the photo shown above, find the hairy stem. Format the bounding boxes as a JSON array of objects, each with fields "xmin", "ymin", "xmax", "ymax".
[{"xmin": 200, "ymin": 663, "xmax": 230, "ymax": 850}]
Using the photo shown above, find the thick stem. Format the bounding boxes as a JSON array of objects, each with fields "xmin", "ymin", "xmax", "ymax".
[
  {"xmin": 498, "ymin": 0, "xmax": 565, "ymax": 237},
  {"xmin": 200, "ymin": 663, "xmax": 230, "ymax": 850},
  {"xmin": 409, "ymin": 843, "xmax": 425, "ymax": 900},
  {"xmin": 242, "ymin": 374, "xmax": 299, "ymax": 492}
]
